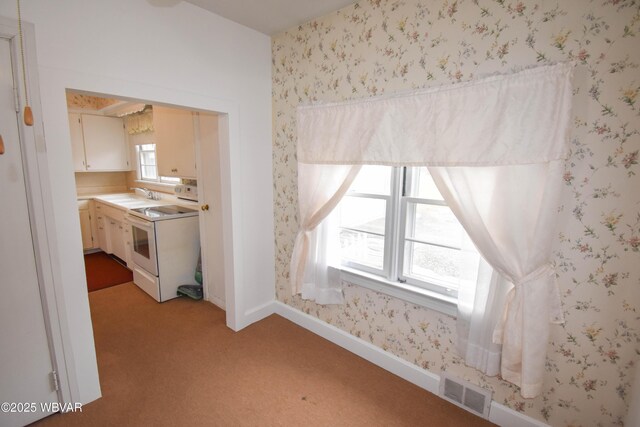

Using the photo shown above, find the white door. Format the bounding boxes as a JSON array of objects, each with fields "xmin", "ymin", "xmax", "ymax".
[
  {"xmin": 0, "ymin": 37, "xmax": 59, "ymax": 426},
  {"xmin": 195, "ymin": 113, "xmax": 225, "ymax": 308}
]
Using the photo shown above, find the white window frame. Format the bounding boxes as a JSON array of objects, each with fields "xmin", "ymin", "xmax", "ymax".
[
  {"xmin": 137, "ymin": 143, "xmax": 158, "ymax": 181},
  {"xmin": 336, "ymin": 166, "xmax": 461, "ymax": 316},
  {"xmin": 398, "ymin": 168, "xmax": 460, "ymax": 299},
  {"xmin": 135, "ymin": 143, "xmax": 181, "ymax": 186}
]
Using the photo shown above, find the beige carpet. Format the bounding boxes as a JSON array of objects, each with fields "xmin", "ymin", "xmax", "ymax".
[{"xmin": 35, "ymin": 283, "xmax": 495, "ymax": 427}]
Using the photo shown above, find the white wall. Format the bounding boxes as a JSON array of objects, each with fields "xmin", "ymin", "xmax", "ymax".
[{"xmin": 0, "ymin": 0, "xmax": 275, "ymax": 404}]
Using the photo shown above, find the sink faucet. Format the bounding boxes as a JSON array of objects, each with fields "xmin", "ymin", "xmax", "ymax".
[{"xmin": 131, "ymin": 187, "xmax": 160, "ymax": 200}]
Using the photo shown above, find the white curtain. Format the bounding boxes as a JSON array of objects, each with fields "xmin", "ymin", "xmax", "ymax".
[
  {"xmin": 429, "ymin": 162, "xmax": 566, "ymax": 397},
  {"xmin": 290, "ymin": 163, "xmax": 361, "ymax": 304},
  {"xmin": 292, "ymin": 63, "xmax": 573, "ymax": 397},
  {"xmin": 454, "ymin": 235, "xmax": 509, "ymax": 377},
  {"xmin": 297, "ymin": 64, "xmax": 572, "ymax": 166}
]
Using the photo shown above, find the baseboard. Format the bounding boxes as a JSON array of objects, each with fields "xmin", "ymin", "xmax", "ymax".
[
  {"xmin": 239, "ymin": 300, "xmax": 276, "ymax": 329},
  {"xmin": 207, "ymin": 294, "xmax": 225, "ymax": 311},
  {"xmin": 489, "ymin": 401, "xmax": 550, "ymax": 427},
  {"xmin": 274, "ymin": 301, "xmax": 549, "ymax": 427}
]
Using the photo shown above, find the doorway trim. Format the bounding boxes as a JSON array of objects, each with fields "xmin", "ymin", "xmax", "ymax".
[
  {"xmin": 64, "ymin": 91, "xmax": 242, "ymax": 333},
  {"xmin": 0, "ymin": 15, "xmax": 71, "ymax": 404}
]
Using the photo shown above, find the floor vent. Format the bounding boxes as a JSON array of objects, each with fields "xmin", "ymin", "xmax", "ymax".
[{"xmin": 439, "ymin": 372, "xmax": 492, "ymax": 418}]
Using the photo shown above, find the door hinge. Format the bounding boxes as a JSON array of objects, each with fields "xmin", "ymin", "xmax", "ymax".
[{"xmin": 51, "ymin": 371, "xmax": 60, "ymax": 391}]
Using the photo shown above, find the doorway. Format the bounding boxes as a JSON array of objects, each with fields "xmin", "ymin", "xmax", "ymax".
[{"xmin": 65, "ymin": 90, "xmax": 227, "ymax": 309}]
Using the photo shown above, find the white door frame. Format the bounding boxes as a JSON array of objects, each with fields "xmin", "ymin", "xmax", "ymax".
[
  {"xmin": 0, "ymin": 16, "xmax": 71, "ymax": 404},
  {"xmin": 63, "ymin": 92, "xmax": 242, "ymax": 333}
]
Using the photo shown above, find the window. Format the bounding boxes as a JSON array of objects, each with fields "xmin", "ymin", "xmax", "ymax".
[
  {"xmin": 138, "ymin": 143, "xmax": 158, "ymax": 181},
  {"xmin": 337, "ymin": 165, "xmax": 475, "ymax": 300},
  {"xmin": 135, "ymin": 144, "xmax": 181, "ymax": 184}
]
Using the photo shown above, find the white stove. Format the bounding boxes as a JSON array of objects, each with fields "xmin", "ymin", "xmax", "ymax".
[
  {"xmin": 129, "ymin": 204, "xmax": 198, "ymax": 221},
  {"xmin": 126, "ymin": 204, "xmax": 200, "ymax": 302}
]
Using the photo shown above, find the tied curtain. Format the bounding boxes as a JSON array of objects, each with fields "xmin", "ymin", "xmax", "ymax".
[
  {"xmin": 429, "ymin": 162, "xmax": 566, "ymax": 397},
  {"xmin": 291, "ymin": 63, "xmax": 574, "ymax": 397}
]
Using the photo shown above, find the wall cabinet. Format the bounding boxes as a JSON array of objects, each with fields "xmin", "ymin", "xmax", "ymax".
[
  {"xmin": 69, "ymin": 113, "xmax": 131, "ymax": 172},
  {"xmin": 153, "ymin": 106, "xmax": 197, "ymax": 179},
  {"xmin": 69, "ymin": 113, "xmax": 87, "ymax": 171}
]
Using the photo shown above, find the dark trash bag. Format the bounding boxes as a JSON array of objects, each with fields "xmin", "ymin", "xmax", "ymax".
[{"xmin": 177, "ymin": 251, "xmax": 203, "ymax": 300}]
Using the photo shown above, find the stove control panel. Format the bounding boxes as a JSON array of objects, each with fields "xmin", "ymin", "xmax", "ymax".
[{"xmin": 174, "ymin": 184, "xmax": 198, "ymax": 202}]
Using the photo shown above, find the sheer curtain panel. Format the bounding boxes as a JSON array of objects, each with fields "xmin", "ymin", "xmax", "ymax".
[
  {"xmin": 429, "ymin": 162, "xmax": 566, "ymax": 397},
  {"xmin": 290, "ymin": 163, "xmax": 361, "ymax": 304},
  {"xmin": 292, "ymin": 63, "xmax": 573, "ymax": 397}
]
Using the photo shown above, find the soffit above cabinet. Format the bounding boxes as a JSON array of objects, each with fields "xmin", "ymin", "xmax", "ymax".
[{"xmin": 151, "ymin": 0, "xmax": 356, "ymax": 35}]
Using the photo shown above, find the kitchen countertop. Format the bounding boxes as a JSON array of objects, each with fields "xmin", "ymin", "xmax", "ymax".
[{"xmin": 79, "ymin": 192, "xmax": 199, "ymax": 211}]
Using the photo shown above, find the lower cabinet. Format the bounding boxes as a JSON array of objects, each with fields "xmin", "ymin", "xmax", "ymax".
[
  {"xmin": 123, "ymin": 218, "xmax": 133, "ymax": 268},
  {"xmin": 108, "ymin": 218, "xmax": 127, "ymax": 261},
  {"xmin": 95, "ymin": 202, "xmax": 110, "ymax": 253},
  {"xmin": 94, "ymin": 200, "xmax": 131, "ymax": 266},
  {"xmin": 78, "ymin": 200, "xmax": 98, "ymax": 250}
]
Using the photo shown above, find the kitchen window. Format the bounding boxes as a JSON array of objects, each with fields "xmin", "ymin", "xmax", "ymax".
[
  {"xmin": 336, "ymin": 165, "xmax": 479, "ymax": 310},
  {"xmin": 136, "ymin": 144, "xmax": 180, "ymax": 184}
]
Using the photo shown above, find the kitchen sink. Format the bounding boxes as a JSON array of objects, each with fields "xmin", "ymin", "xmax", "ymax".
[
  {"xmin": 99, "ymin": 194, "xmax": 138, "ymax": 201},
  {"xmin": 120, "ymin": 200, "xmax": 159, "ymax": 208}
]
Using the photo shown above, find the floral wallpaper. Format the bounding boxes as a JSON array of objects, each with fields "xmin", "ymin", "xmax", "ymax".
[{"xmin": 271, "ymin": 1, "xmax": 639, "ymax": 426}]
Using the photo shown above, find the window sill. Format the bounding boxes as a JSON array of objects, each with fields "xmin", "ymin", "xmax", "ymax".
[{"xmin": 337, "ymin": 266, "xmax": 458, "ymax": 318}]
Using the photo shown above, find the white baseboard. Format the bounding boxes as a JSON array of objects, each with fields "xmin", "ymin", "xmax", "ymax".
[
  {"xmin": 489, "ymin": 401, "xmax": 551, "ymax": 427},
  {"xmin": 274, "ymin": 301, "xmax": 549, "ymax": 427},
  {"xmin": 239, "ymin": 300, "xmax": 276, "ymax": 329},
  {"xmin": 207, "ymin": 294, "xmax": 226, "ymax": 311}
]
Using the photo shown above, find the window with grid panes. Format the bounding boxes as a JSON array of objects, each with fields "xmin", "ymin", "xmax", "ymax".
[
  {"xmin": 136, "ymin": 143, "xmax": 181, "ymax": 184},
  {"xmin": 336, "ymin": 165, "xmax": 472, "ymax": 299}
]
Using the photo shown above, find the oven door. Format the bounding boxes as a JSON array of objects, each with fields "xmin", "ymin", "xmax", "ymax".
[{"xmin": 127, "ymin": 214, "xmax": 158, "ymax": 276}]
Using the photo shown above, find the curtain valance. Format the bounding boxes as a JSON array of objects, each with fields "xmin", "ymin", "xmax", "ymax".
[{"xmin": 296, "ymin": 63, "xmax": 573, "ymax": 166}]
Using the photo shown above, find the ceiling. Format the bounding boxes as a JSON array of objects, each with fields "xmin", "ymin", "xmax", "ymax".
[{"xmin": 181, "ymin": 0, "xmax": 356, "ymax": 35}]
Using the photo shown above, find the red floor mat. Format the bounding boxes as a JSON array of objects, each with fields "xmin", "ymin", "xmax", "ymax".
[{"xmin": 85, "ymin": 252, "xmax": 133, "ymax": 292}]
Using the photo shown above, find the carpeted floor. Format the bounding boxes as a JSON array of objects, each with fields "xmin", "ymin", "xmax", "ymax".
[
  {"xmin": 84, "ymin": 252, "xmax": 133, "ymax": 292},
  {"xmin": 35, "ymin": 283, "xmax": 495, "ymax": 427}
]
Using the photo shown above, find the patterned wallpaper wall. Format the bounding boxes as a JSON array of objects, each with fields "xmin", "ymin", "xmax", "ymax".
[{"xmin": 271, "ymin": 1, "xmax": 639, "ymax": 426}]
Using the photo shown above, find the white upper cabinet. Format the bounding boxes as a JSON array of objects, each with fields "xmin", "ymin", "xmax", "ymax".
[
  {"xmin": 69, "ymin": 113, "xmax": 87, "ymax": 171},
  {"xmin": 69, "ymin": 113, "xmax": 130, "ymax": 172},
  {"xmin": 153, "ymin": 106, "xmax": 197, "ymax": 179}
]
